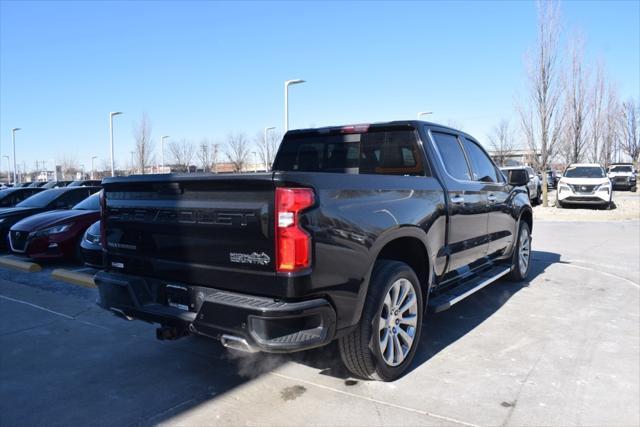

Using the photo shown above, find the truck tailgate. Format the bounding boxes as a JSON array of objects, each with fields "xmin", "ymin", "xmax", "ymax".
[{"xmin": 102, "ymin": 174, "xmax": 277, "ymax": 293}]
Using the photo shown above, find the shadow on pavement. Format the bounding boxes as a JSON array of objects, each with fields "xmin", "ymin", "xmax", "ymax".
[
  {"xmin": 0, "ymin": 251, "xmax": 561, "ymax": 426},
  {"xmin": 292, "ymin": 250, "xmax": 561, "ymax": 381}
]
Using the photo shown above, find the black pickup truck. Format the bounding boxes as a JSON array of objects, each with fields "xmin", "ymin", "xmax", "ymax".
[{"xmin": 96, "ymin": 121, "xmax": 532, "ymax": 381}]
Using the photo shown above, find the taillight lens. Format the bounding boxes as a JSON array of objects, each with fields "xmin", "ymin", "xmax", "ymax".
[
  {"xmin": 275, "ymin": 187, "xmax": 314, "ymax": 272},
  {"xmin": 99, "ymin": 191, "xmax": 106, "ymax": 249}
]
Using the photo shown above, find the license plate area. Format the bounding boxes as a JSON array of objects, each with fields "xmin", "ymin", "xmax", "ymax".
[{"xmin": 165, "ymin": 284, "xmax": 191, "ymax": 311}]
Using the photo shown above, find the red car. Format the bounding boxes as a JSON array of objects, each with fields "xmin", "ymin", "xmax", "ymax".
[{"xmin": 9, "ymin": 193, "xmax": 101, "ymax": 260}]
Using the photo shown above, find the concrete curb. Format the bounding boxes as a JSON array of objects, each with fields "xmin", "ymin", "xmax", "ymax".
[
  {"xmin": 0, "ymin": 257, "xmax": 42, "ymax": 272},
  {"xmin": 51, "ymin": 269, "xmax": 96, "ymax": 288}
]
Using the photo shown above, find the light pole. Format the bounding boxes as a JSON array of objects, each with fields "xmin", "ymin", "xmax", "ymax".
[
  {"xmin": 109, "ymin": 112, "xmax": 122, "ymax": 176},
  {"xmin": 91, "ymin": 155, "xmax": 97, "ymax": 179},
  {"xmin": 11, "ymin": 128, "xmax": 20, "ymax": 184},
  {"xmin": 264, "ymin": 126, "xmax": 275, "ymax": 171},
  {"xmin": 417, "ymin": 111, "xmax": 433, "ymax": 120},
  {"xmin": 160, "ymin": 135, "xmax": 170, "ymax": 172},
  {"xmin": 284, "ymin": 79, "xmax": 305, "ymax": 132},
  {"xmin": 80, "ymin": 164, "xmax": 85, "ymax": 180}
]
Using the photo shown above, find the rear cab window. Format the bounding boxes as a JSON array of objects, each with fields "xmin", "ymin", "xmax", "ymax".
[
  {"xmin": 273, "ymin": 126, "xmax": 429, "ymax": 176},
  {"xmin": 430, "ymin": 131, "xmax": 472, "ymax": 181}
]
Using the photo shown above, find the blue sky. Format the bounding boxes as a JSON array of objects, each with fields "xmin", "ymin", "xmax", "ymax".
[{"xmin": 1, "ymin": 0, "xmax": 638, "ymax": 172}]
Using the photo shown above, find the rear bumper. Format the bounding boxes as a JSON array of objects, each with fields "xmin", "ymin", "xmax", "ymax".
[
  {"xmin": 611, "ymin": 180, "xmax": 636, "ymax": 190},
  {"xmin": 94, "ymin": 271, "xmax": 336, "ymax": 353}
]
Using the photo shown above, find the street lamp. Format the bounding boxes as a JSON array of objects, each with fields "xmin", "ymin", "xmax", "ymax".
[
  {"xmin": 160, "ymin": 135, "xmax": 170, "ymax": 172},
  {"xmin": 417, "ymin": 111, "xmax": 433, "ymax": 120},
  {"xmin": 109, "ymin": 112, "xmax": 122, "ymax": 177},
  {"xmin": 284, "ymin": 79, "xmax": 305, "ymax": 131},
  {"xmin": 91, "ymin": 155, "xmax": 97, "ymax": 179},
  {"xmin": 11, "ymin": 128, "xmax": 20, "ymax": 184}
]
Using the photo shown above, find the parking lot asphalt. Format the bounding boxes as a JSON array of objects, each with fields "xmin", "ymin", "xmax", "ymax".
[{"xmin": 0, "ymin": 220, "xmax": 638, "ymax": 427}]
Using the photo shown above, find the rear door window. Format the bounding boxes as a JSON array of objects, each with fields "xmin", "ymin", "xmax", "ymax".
[
  {"xmin": 274, "ymin": 128, "xmax": 427, "ymax": 176},
  {"xmin": 431, "ymin": 132, "xmax": 471, "ymax": 181},
  {"xmin": 461, "ymin": 138, "xmax": 499, "ymax": 183}
]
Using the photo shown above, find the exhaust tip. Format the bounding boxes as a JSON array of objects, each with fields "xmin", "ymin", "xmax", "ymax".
[
  {"xmin": 220, "ymin": 334, "xmax": 259, "ymax": 353},
  {"xmin": 109, "ymin": 307, "xmax": 133, "ymax": 321}
]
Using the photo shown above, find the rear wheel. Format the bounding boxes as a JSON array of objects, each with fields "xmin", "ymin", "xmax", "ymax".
[
  {"xmin": 339, "ymin": 260, "xmax": 423, "ymax": 382},
  {"xmin": 508, "ymin": 221, "xmax": 531, "ymax": 281}
]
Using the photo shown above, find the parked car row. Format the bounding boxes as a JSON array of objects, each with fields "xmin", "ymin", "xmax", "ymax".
[
  {"xmin": 0, "ymin": 185, "xmax": 104, "ymax": 267},
  {"xmin": 0, "ymin": 179, "xmax": 102, "ymax": 190}
]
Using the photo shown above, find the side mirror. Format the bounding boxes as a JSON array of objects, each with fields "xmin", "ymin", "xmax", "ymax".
[{"xmin": 507, "ymin": 169, "xmax": 529, "ymax": 186}]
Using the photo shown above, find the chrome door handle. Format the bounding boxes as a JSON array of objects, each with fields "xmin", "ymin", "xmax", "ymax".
[
  {"xmin": 488, "ymin": 194, "xmax": 497, "ymax": 203},
  {"xmin": 451, "ymin": 195, "xmax": 464, "ymax": 204}
]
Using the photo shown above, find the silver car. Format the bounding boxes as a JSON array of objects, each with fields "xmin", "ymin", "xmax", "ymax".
[{"xmin": 500, "ymin": 166, "xmax": 541, "ymax": 205}]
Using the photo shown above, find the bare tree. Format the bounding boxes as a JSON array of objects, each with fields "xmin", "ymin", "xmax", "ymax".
[
  {"xmin": 587, "ymin": 62, "xmax": 606, "ymax": 163},
  {"xmin": 225, "ymin": 133, "xmax": 250, "ymax": 172},
  {"xmin": 133, "ymin": 113, "xmax": 154, "ymax": 174},
  {"xmin": 621, "ymin": 98, "xmax": 640, "ymax": 163},
  {"xmin": 58, "ymin": 155, "xmax": 79, "ymax": 180},
  {"xmin": 197, "ymin": 139, "xmax": 212, "ymax": 172},
  {"xmin": 168, "ymin": 139, "xmax": 195, "ymax": 172},
  {"xmin": 560, "ymin": 34, "xmax": 589, "ymax": 164},
  {"xmin": 600, "ymin": 84, "xmax": 622, "ymax": 166},
  {"xmin": 487, "ymin": 119, "xmax": 517, "ymax": 166},
  {"xmin": 517, "ymin": 0, "xmax": 564, "ymax": 206},
  {"xmin": 255, "ymin": 129, "xmax": 282, "ymax": 171}
]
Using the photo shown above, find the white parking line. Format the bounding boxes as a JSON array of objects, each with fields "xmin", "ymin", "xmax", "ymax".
[
  {"xmin": 0, "ymin": 294, "xmax": 74, "ymax": 319},
  {"xmin": 270, "ymin": 372, "xmax": 480, "ymax": 427},
  {"xmin": 533, "ymin": 258, "xmax": 640, "ymax": 288}
]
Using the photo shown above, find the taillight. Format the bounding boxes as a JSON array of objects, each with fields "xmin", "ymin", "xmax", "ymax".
[
  {"xmin": 275, "ymin": 187, "xmax": 314, "ymax": 272},
  {"xmin": 99, "ymin": 191, "xmax": 106, "ymax": 249}
]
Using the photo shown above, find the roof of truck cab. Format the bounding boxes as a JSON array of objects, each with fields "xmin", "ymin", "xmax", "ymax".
[{"xmin": 285, "ymin": 120, "xmax": 466, "ymax": 136}]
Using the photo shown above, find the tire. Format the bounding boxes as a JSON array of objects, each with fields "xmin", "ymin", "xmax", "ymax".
[
  {"xmin": 507, "ymin": 221, "xmax": 531, "ymax": 281},
  {"xmin": 75, "ymin": 236, "xmax": 84, "ymax": 263},
  {"xmin": 533, "ymin": 186, "xmax": 542, "ymax": 205},
  {"xmin": 556, "ymin": 199, "xmax": 563, "ymax": 209},
  {"xmin": 339, "ymin": 260, "xmax": 423, "ymax": 382}
]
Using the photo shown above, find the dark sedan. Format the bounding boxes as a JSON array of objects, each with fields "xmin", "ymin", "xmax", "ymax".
[
  {"xmin": 68, "ymin": 180, "xmax": 102, "ymax": 187},
  {"xmin": 42, "ymin": 181, "xmax": 72, "ymax": 189},
  {"xmin": 0, "ymin": 188, "xmax": 45, "ymax": 208},
  {"xmin": 9, "ymin": 193, "xmax": 101, "ymax": 260},
  {"xmin": 0, "ymin": 186, "xmax": 100, "ymax": 248},
  {"xmin": 80, "ymin": 220, "xmax": 103, "ymax": 267}
]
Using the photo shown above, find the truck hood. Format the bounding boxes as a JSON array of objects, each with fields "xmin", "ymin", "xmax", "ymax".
[
  {"xmin": 559, "ymin": 177, "xmax": 610, "ymax": 186},
  {"xmin": 11, "ymin": 209, "xmax": 99, "ymax": 232},
  {"xmin": 608, "ymin": 172, "xmax": 634, "ymax": 177}
]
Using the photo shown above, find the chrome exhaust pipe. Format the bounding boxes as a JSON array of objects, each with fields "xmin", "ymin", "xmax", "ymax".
[
  {"xmin": 109, "ymin": 307, "xmax": 133, "ymax": 321},
  {"xmin": 220, "ymin": 334, "xmax": 259, "ymax": 353}
]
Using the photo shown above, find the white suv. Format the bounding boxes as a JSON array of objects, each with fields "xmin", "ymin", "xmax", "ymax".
[
  {"xmin": 557, "ymin": 163, "xmax": 612, "ymax": 209},
  {"xmin": 607, "ymin": 164, "xmax": 637, "ymax": 192}
]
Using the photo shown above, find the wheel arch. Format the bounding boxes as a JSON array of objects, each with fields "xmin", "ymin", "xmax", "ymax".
[{"xmin": 346, "ymin": 226, "xmax": 433, "ymax": 328}]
